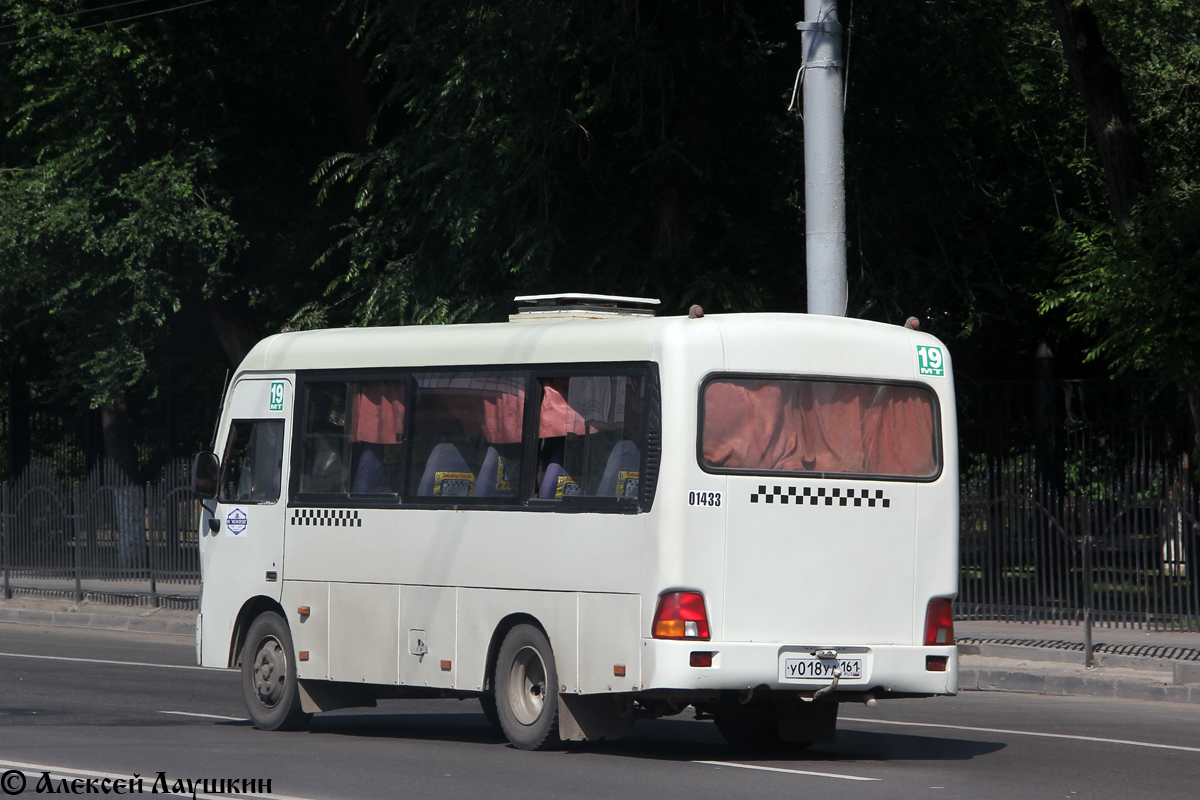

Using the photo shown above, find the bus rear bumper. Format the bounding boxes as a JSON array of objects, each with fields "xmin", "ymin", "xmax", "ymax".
[{"xmin": 639, "ymin": 640, "xmax": 958, "ymax": 697}]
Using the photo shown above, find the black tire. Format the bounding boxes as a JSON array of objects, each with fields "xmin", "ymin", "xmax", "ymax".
[
  {"xmin": 479, "ymin": 693, "xmax": 502, "ymax": 730},
  {"xmin": 494, "ymin": 624, "xmax": 559, "ymax": 750},
  {"xmin": 241, "ymin": 611, "xmax": 313, "ymax": 731}
]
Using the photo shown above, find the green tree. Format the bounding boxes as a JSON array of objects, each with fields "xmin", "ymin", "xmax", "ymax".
[
  {"xmin": 1038, "ymin": 1, "xmax": 1200, "ymax": 453},
  {"xmin": 1042, "ymin": 201, "xmax": 1200, "ymax": 451},
  {"xmin": 314, "ymin": 0, "xmax": 809, "ymax": 324},
  {"xmin": 0, "ymin": 0, "xmax": 353, "ymax": 476},
  {"xmin": 320, "ymin": 1, "xmax": 1119, "ymax": 380}
]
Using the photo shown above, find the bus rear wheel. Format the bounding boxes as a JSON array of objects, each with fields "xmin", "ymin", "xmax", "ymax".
[
  {"xmin": 241, "ymin": 611, "xmax": 312, "ymax": 731},
  {"xmin": 494, "ymin": 624, "xmax": 559, "ymax": 750},
  {"xmin": 479, "ymin": 693, "xmax": 502, "ymax": 730}
]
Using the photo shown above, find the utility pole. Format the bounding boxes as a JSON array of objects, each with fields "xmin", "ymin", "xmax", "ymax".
[{"xmin": 797, "ymin": 0, "xmax": 847, "ymax": 317}]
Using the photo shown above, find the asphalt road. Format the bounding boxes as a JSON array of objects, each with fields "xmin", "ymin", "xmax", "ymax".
[{"xmin": 1, "ymin": 623, "xmax": 1198, "ymax": 800}]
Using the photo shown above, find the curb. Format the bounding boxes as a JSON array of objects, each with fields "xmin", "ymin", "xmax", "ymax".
[
  {"xmin": 0, "ymin": 606, "xmax": 196, "ymax": 637},
  {"xmin": 960, "ymin": 665, "xmax": 1200, "ymax": 704},
  {"xmin": 958, "ymin": 642, "xmax": 1192, "ymax": 672}
]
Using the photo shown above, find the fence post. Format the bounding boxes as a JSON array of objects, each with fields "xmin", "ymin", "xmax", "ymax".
[
  {"xmin": 2, "ymin": 480, "xmax": 10, "ymax": 600},
  {"xmin": 70, "ymin": 483, "xmax": 83, "ymax": 603},
  {"xmin": 1081, "ymin": 497, "xmax": 1094, "ymax": 668},
  {"xmin": 145, "ymin": 480, "xmax": 159, "ymax": 608}
]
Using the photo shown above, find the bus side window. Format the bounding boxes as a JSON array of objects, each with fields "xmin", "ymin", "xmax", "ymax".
[
  {"xmin": 349, "ymin": 380, "xmax": 406, "ymax": 495},
  {"xmin": 219, "ymin": 420, "xmax": 284, "ymax": 504},
  {"xmin": 535, "ymin": 374, "xmax": 645, "ymax": 501},
  {"xmin": 299, "ymin": 382, "xmax": 351, "ymax": 494},
  {"xmin": 405, "ymin": 371, "xmax": 526, "ymax": 502}
]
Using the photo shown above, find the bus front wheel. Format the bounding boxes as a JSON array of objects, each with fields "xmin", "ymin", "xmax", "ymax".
[
  {"xmin": 241, "ymin": 611, "xmax": 312, "ymax": 731},
  {"xmin": 495, "ymin": 624, "xmax": 559, "ymax": 750}
]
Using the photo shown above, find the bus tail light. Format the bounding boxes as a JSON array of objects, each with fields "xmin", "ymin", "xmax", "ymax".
[
  {"xmin": 924, "ymin": 598, "xmax": 954, "ymax": 645},
  {"xmin": 653, "ymin": 592, "xmax": 710, "ymax": 640}
]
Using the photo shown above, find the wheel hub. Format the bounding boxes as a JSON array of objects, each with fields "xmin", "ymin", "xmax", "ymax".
[
  {"xmin": 252, "ymin": 636, "xmax": 286, "ymax": 708},
  {"xmin": 507, "ymin": 645, "xmax": 548, "ymax": 726}
]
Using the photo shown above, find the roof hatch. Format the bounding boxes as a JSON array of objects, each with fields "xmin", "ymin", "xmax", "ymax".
[{"xmin": 510, "ymin": 293, "xmax": 660, "ymax": 322}]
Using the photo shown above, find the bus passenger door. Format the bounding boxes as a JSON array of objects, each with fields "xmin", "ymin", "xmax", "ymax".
[{"xmin": 199, "ymin": 378, "xmax": 291, "ymax": 668}]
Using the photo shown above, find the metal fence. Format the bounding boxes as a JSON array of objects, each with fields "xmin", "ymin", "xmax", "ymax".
[
  {"xmin": 3, "ymin": 425, "xmax": 1198, "ymax": 630},
  {"xmin": 959, "ymin": 455, "xmax": 1200, "ymax": 631},
  {"xmin": 0, "ymin": 458, "xmax": 199, "ymax": 607}
]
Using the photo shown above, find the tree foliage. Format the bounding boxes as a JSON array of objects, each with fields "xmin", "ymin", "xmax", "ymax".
[
  {"xmin": 315, "ymin": 0, "xmax": 807, "ymax": 324},
  {"xmin": 1, "ymin": 0, "xmax": 1199, "ymax": 469},
  {"xmin": 1036, "ymin": 1, "xmax": 1200, "ymax": 449},
  {"xmin": 0, "ymin": 0, "xmax": 350, "ymax": 472},
  {"xmin": 1043, "ymin": 199, "xmax": 1200, "ymax": 386}
]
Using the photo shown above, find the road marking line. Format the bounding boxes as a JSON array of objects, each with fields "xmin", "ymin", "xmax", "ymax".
[
  {"xmin": 0, "ymin": 759, "xmax": 317, "ymax": 800},
  {"xmin": 842, "ymin": 717, "xmax": 1200, "ymax": 754},
  {"xmin": 0, "ymin": 651, "xmax": 225, "ymax": 672},
  {"xmin": 694, "ymin": 761, "xmax": 880, "ymax": 781},
  {"xmin": 160, "ymin": 710, "xmax": 248, "ymax": 721}
]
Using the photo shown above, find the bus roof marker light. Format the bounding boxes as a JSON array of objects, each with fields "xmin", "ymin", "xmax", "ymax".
[
  {"xmin": 688, "ymin": 305, "xmax": 704, "ymax": 319},
  {"xmin": 652, "ymin": 591, "xmax": 711, "ymax": 640}
]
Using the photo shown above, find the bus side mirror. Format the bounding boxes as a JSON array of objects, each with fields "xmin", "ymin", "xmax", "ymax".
[{"xmin": 192, "ymin": 452, "xmax": 220, "ymax": 500}]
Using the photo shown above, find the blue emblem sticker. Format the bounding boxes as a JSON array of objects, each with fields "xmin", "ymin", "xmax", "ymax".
[{"xmin": 226, "ymin": 508, "xmax": 249, "ymax": 537}]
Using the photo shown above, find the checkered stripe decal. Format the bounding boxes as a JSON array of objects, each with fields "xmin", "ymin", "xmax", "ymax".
[
  {"xmin": 749, "ymin": 486, "xmax": 890, "ymax": 508},
  {"xmin": 290, "ymin": 508, "xmax": 363, "ymax": 527}
]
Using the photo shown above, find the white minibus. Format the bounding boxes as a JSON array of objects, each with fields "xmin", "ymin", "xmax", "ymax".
[{"xmin": 192, "ymin": 294, "xmax": 958, "ymax": 750}]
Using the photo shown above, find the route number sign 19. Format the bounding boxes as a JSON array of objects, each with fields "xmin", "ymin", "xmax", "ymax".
[
  {"xmin": 916, "ymin": 346, "xmax": 944, "ymax": 377},
  {"xmin": 269, "ymin": 381, "xmax": 286, "ymax": 412}
]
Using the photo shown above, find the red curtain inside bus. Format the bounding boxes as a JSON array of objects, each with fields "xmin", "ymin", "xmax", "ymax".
[
  {"xmin": 538, "ymin": 383, "xmax": 587, "ymax": 437},
  {"xmin": 351, "ymin": 381, "xmax": 407, "ymax": 444},
  {"xmin": 538, "ymin": 377, "xmax": 641, "ymax": 437},
  {"xmin": 411, "ymin": 373, "xmax": 526, "ymax": 444},
  {"xmin": 701, "ymin": 378, "xmax": 938, "ymax": 477}
]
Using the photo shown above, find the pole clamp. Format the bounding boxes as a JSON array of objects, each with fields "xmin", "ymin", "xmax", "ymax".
[{"xmin": 795, "ymin": 20, "xmax": 843, "ymax": 34}]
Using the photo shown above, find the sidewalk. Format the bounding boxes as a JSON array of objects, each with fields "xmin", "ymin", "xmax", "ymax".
[
  {"xmin": 956, "ymin": 619, "xmax": 1200, "ymax": 704},
  {"xmin": 0, "ymin": 591, "xmax": 196, "ymax": 637},
  {"xmin": 1, "ymin": 576, "xmax": 198, "ymax": 609}
]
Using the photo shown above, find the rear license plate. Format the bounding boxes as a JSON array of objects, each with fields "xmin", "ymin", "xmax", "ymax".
[{"xmin": 781, "ymin": 657, "xmax": 862, "ymax": 681}]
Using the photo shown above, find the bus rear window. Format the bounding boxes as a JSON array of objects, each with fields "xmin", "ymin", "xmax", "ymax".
[{"xmin": 700, "ymin": 377, "xmax": 939, "ymax": 479}]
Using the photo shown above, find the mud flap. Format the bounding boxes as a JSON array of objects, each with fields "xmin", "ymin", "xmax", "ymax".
[
  {"xmin": 298, "ymin": 680, "xmax": 378, "ymax": 714},
  {"xmin": 778, "ymin": 700, "xmax": 838, "ymax": 744},
  {"xmin": 558, "ymin": 694, "xmax": 636, "ymax": 741}
]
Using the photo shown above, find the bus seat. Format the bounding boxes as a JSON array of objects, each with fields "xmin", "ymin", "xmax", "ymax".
[
  {"xmin": 539, "ymin": 462, "xmax": 580, "ymax": 499},
  {"xmin": 475, "ymin": 447, "xmax": 500, "ymax": 497},
  {"xmin": 597, "ymin": 440, "xmax": 641, "ymax": 499},
  {"xmin": 351, "ymin": 444, "xmax": 392, "ymax": 494},
  {"xmin": 416, "ymin": 443, "xmax": 475, "ymax": 497}
]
